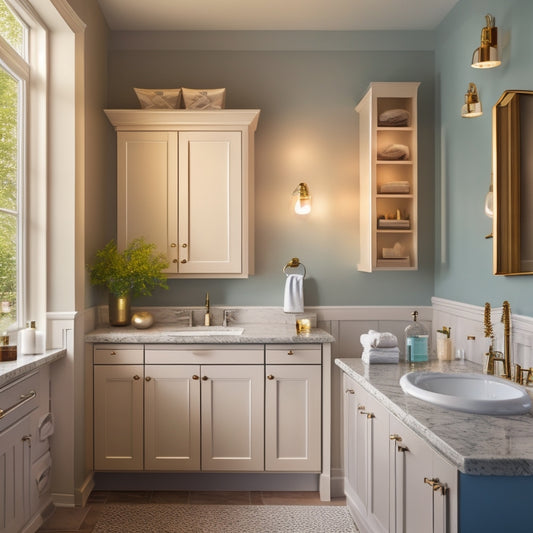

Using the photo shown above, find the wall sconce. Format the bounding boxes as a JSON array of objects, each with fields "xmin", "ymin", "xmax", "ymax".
[
  {"xmin": 461, "ymin": 83, "xmax": 483, "ymax": 118},
  {"xmin": 292, "ymin": 182, "xmax": 311, "ymax": 215},
  {"xmin": 471, "ymin": 14, "xmax": 501, "ymax": 69}
]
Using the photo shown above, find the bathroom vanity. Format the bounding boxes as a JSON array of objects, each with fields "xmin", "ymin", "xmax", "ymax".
[
  {"xmin": 0, "ymin": 349, "xmax": 65, "ymax": 533},
  {"xmin": 86, "ymin": 324, "xmax": 335, "ymax": 500},
  {"xmin": 337, "ymin": 358, "xmax": 533, "ymax": 533}
]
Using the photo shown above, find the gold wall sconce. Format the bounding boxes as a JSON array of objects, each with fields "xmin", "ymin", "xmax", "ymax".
[
  {"xmin": 292, "ymin": 182, "xmax": 311, "ymax": 215},
  {"xmin": 471, "ymin": 14, "xmax": 501, "ymax": 69},
  {"xmin": 461, "ymin": 83, "xmax": 483, "ymax": 118}
]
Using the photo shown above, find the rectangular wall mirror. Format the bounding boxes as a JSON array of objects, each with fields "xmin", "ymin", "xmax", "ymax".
[{"xmin": 493, "ymin": 90, "xmax": 533, "ymax": 275}]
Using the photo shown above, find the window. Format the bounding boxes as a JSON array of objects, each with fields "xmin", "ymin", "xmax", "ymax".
[{"xmin": 0, "ymin": 0, "xmax": 28, "ymax": 332}]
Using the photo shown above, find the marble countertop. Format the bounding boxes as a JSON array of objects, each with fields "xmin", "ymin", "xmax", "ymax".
[
  {"xmin": 0, "ymin": 349, "xmax": 66, "ymax": 387},
  {"xmin": 336, "ymin": 357, "xmax": 533, "ymax": 476},
  {"xmin": 85, "ymin": 324, "xmax": 335, "ymax": 345}
]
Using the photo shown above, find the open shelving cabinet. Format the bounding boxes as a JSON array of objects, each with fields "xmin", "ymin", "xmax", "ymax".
[{"xmin": 355, "ymin": 82, "xmax": 420, "ymax": 272}]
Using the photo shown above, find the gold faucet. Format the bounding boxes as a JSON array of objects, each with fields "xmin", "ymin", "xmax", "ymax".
[{"xmin": 484, "ymin": 301, "xmax": 512, "ymax": 379}]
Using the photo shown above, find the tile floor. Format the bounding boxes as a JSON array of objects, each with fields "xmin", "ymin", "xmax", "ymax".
[{"xmin": 37, "ymin": 491, "xmax": 347, "ymax": 533}]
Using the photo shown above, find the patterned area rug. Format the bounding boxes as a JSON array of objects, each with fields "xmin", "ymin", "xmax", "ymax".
[{"xmin": 93, "ymin": 504, "xmax": 358, "ymax": 532}]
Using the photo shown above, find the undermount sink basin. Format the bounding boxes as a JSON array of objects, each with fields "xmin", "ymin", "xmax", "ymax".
[
  {"xmin": 166, "ymin": 326, "xmax": 244, "ymax": 336},
  {"xmin": 400, "ymin": 371, "xmax": 532, "ymax": 415}
]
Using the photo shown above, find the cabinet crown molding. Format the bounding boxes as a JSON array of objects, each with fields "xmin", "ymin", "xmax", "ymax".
[{"xmin": 104, "ymin": 109, "xmax": 261, "ymax": 131}]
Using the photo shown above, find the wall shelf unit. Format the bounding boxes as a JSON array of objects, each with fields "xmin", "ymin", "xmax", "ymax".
[{"xmin": 355, "ymin": 82, "xmax": 420, "ymax": 272}]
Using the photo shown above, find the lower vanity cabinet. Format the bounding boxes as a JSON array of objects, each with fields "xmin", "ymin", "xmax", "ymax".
[
  {"xmin": 93, "ymin": 345, "xmax": 144, "ymax": 470},
  {"xmin": 94, "ymin": 344, "xmax": 265, "ymax": 472},
  {"xmin": 343, "ymin": 374, "xmax": 390, "ymax": 533},
  {"xmin": 265, "ymin": 345, "xmax": 322, "ymax": 472},
  {"xmin": 343, "ymin": 373, "xmax": 457, "ymax": 533},
  {"xmin": 389, "ymin": 416, "xmax": 457, "ymax": 533}
]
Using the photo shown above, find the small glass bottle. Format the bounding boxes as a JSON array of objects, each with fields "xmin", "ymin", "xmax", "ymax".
[
  {"xmin": 0, "ymin": 334, "xmax": 17, "ymax": 361},
  {"xmin": 405, "ymin": 310, "xmax": 429, "ymax": 363}
]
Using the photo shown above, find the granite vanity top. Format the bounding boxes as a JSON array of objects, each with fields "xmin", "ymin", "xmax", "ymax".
[
  {"xmin": 336, "ymin": 357, "xmax": 533, "ymax": 477},
  {"xmin": 86, "ymin": 324, "xmax": 335, "ymax": 345},
  {"xmin": 0, "ymin": 349, "xmax": 66, "ymax": 387}
]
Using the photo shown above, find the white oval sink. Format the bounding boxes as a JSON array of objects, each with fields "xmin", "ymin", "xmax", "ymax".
[
  {"xmin": 400, "ymin": 372, "xmax": 531, "ymax": 415},
  {"xmin": 167, "ymin": 326, "xmax": 244, "ymax": 336}
]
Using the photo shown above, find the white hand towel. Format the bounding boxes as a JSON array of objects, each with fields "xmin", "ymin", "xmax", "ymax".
[{"xmin": 283, "ymin": 274, "xmax": 304, "ymax": 313}]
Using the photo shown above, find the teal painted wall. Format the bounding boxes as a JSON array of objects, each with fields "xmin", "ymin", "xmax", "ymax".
[
  {"xmin": 104, "ymin": 34, "xmax": 436, "ymax": 308},
  {"xmin": 434, "ymin": 0, "xmax": 533, "ymax": 315}
]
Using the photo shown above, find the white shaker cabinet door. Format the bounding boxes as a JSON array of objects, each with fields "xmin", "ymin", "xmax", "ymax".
[
  {"xmin": 117, "ymin": 131, "xmax": 178, "ymax": 273},
  {"xmin": 265, "ymin": 364, "xmax": 321, "ymax": 472},
  {"xmin": 178, "ymin": 131, "xmax": 242, "ymax": 274},
  {"xmin": 200, "ymin": 364, "xmax": 264, "ymax": 471},
  {"xmin": 94, "ymin": 365, "xmax": 144, "ymax": 470},
  {"xmin": 144, "ymin": 364, "xmax": 201, "ymax": 470}
]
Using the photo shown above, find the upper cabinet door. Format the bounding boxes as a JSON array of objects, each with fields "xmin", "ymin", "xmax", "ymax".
[
  {"xmin": 117, "ymin": 131, "xmax": 178, "ymax": 273},
  {"xmin": 178, "ymin": 131, "xmax": 242, "ymax": 274}
]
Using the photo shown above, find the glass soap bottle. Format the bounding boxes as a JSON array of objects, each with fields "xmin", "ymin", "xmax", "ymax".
[{"xmin": 405, "ymin": 310, "xmax": 428, "ymax": 363}]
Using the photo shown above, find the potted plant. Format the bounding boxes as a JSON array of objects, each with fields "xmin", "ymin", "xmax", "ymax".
[{"xmin": 88, "ymin": 238, "xmax": 169, "ymax": 326}]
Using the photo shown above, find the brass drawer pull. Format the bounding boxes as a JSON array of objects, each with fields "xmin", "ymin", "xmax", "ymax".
[
  {"xmin": 110, "ymin": 351, "xmax": 117, "ymax": 356},
  {"xmin": 202, "ymin": 376, "xmax": 208, "ymax": 381},
  {"xmin": 359, "ymin": 411, "xmax": 375, "ymax": 419},
  {"xmin": 181, "ymin": 259, "xmax": 187, "ymax": 264},
  {"xmin": 397, "ymin": 445, "xmax": 409, "ymax": 453},
  {"xmin": 287, "ymin": 350, "xmax": 294, "ymax": 355},
  {"xmin": 390, "ymin": 434, "xmax": 402, "ymax": 442},
  {"xmin": 267, "ymin": 375, "xmax": 274, "ymax": 380},
  {"xmin": 0, "ymin": 390, "xmax": 36, "ymax": 420},
  {"xmin": 424, "ymin": 477, "xmax": 448, "ymax": 495},
  {"xmin": 192, "ymin": 375, "xmax": 199, "ymax": 380}
]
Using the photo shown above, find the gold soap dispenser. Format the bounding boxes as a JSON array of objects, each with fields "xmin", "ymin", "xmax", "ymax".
[{"xmin": 0, "ymin": 334, "xmax": 17, "ymax": 361}]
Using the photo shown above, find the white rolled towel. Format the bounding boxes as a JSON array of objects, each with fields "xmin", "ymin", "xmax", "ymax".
[
  {"xmin": 368, "ymin": 330, "xmax": 398, "ymax": 348},
  {"xmin": 360, "ymin": 331, "xmax": 398, "ymax": 350},
  {"xmin": 362, "ymin": 347, "xmax": 400, "ymax": 364}
]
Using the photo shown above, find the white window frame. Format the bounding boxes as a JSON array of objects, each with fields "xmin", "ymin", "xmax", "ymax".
[{"xmin": 0, "ymin": 0, "xmax": 47, "ymax": 333}]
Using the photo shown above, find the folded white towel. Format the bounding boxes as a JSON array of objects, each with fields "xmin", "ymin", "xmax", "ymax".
[
  {"xmin": 283, "ymin": 274, "xmax": 304, "ymax": 313},
  {"xmin": 362, "ymin": 347, "xmax": 400, "ymax": 364}
]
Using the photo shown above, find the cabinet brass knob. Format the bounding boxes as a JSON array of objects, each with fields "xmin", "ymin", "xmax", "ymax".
[
  {"xmin": 389, "ymin": 434, "xmax": 402, "ymax": 442},
  {"xmin": 181, "ymin": 259, "xmax": 187, "ymax": 264},
  {"xmin": 22, "ymin": 435, "xmax": 32, "ymax": 446},
  {"xmin": 133, "ymin": 375, "xmax": 140, "ymax": 380},
  {"xmin": 170, "ymin": 243, "xmax": 177, "ymax": 248},
  {"xmin": 201, "ymin": 376, "xmax": 208, "ymax": 381},
  {"xmin": 287, "ymin": 350, "xmax": 294, "ymax": 355},
  {"xmin": 173, "ymin": 259, "xmax": 178, "ymax": 263},
  {"xmin": 397, "ymin": 445, "xmax": 409, "ymax": 453},
  {"xmin": 192, "ymin": 375, "xmax": 199, "ymax": 380},
  {"xmin": 145, "ymin": 376, "xmax": 151, "ymax": 382},
  {"xmin": 267, "ymin": 375, "xmax": 274, "ymax": 380},
  {"xmin": 182, "ymin": 243, "xmax": 188, "ymax": 248},
  {"xmin": 110, "ymin": 351, "xmax": 117, "ymax": 356},
  {"xmin": 357, "ymin": 405, "xmax": 365, "ymax": 411},
  {"xmin": 345, "ymin": 389, "xmax": 355, "ymax": 394}
]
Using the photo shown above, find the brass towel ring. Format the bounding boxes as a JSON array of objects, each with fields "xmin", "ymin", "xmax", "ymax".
[{"xmin": 283, "ymin": 257, "xmax": 306, "ymax": 278}]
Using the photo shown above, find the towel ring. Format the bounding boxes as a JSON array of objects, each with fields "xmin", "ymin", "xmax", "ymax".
[{"xmin": 283, "ymin": 257, "xmax": 306, "ymax": 278}]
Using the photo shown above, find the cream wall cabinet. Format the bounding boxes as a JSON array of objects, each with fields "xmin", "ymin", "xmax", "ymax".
[
  {"xmin": 265, "ymin": 345, "xmax": 322, "ymax": 472},
  {"xmin": 343, "ymin": 373, "xmax": 457, "ymax": 533},
  {"xmin": 105, "ymin": 110, "xmax": 260, "ymax": 278},
  {"xmin": 356, "ymin": 82, "xmax": 420, "ymax": 272}
]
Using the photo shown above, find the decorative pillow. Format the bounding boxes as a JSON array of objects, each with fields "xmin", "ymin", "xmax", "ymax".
[
  {"xmin": 377, "ymin": 144, "xmax": 410, "ymax": 161},
  {"xmin": 378, "ymin": 108, "xmax": 410, "ymax": 127},
  {"xmin": 134, "ymin": 88, "xmax": 182, "ymax": 109},
  {"xmin": 182, "ymin": 88, "xmax": 226, "ymax": 110}
]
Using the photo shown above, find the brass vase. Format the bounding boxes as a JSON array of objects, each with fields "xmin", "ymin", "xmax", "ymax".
[{"xmin": 109, "ymin": 293, "xmax": 131, "ymax": 326}]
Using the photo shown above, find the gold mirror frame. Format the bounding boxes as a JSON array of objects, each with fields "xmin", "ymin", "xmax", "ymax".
[{"xmin": 493, "ymin": 90, "xmax": 533, "ymax": 275}]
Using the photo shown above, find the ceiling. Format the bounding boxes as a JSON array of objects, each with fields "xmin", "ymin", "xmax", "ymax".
[{"xmin": 96, "ymin": 0, "xmax": 460, "ymax": 32}]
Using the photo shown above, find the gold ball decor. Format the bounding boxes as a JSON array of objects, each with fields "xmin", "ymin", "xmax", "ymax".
[{"xmin": 131, "ymin": 311, "xmax": 154, "ymax": 329}]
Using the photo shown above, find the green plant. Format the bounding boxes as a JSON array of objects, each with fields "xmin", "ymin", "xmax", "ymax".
[{"xmin": 88, "ymin": 238, "xmax": 169, "ymax": 297}]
